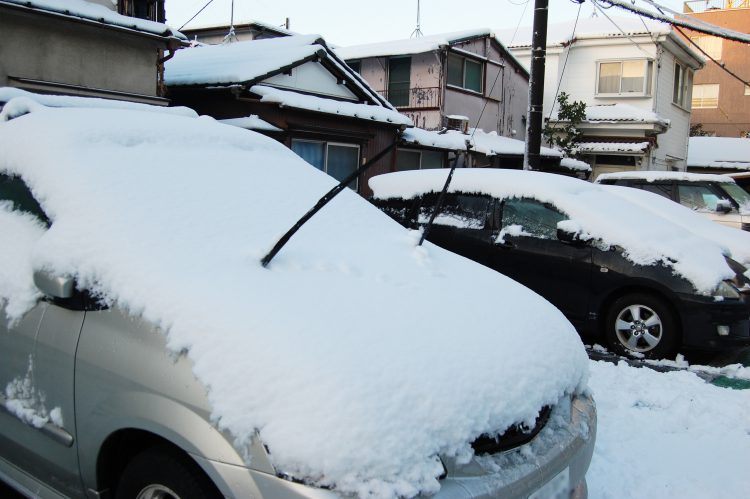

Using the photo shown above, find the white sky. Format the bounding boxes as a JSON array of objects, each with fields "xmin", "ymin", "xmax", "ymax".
[{"xmin": 167, "ymin": 0, "xmax": 688, "ymax": 47}]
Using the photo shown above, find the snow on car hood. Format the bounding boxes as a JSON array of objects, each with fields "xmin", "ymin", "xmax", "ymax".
[
  {"xmin": 0, "ymin": 106, "xmax": 588, "ymax": 498},
  {"xmin": 370, "ymin": 169, "xmax": 736, "ymax": 294},
  {"xmin": 601, "ymin": 184, "xmax": 750, "ymax": 267}
]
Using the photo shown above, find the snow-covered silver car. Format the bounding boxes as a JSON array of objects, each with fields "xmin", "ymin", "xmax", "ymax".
[{"xmin": 0, "ymin": 101, "xmax": 595, "ymax": 499}]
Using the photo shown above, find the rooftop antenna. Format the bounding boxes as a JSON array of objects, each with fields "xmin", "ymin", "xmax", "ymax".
[
  {"xmin": 222, "ymin": 0, "xmax": 238, "ymax": 43},
  {"xmin": 410, "ymin": 0, "xmax": 424, "ymax": 38}
]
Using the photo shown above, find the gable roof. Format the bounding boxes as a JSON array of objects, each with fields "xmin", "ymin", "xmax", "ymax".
[
  {"xmin": 0, "ymin": 0, "xmax": 185, "ymax": 40},
  {"xmin": 165, "ymin": 35, "xmax": 393, "ymax": 108}
]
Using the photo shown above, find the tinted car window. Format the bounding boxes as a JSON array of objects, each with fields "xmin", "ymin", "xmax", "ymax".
[
  {"xmin": 719, "ymin": 183, "xmax": 750, "ymax": 210},
  {"xmin": 0, "ymin": 174, "xmax": 50, "ymax": 226},
  {"xmin": 421, "ymin": 194, "xmax": 491, "ymax": 229},
  {"xmin": 639, "ymin": 182, "xmax": 672, "ymax": 199},
  {"xmin": 501, "ymin": 198, "xmax": 566, "ymax": 239},
  {"xmin": 678, "ymin": 184, "xmax": 723, "ymax": 211}
]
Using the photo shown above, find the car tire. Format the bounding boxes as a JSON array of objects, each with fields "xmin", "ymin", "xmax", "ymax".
[
  {"xmin": 115, "ymin": 445, "xmax": 221, "ymax": 499},
  {"xmin": 604, "ymin": 293, "xmax": 678, "ymax": 358}
]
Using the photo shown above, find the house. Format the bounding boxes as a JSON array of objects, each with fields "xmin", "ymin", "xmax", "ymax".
[
  {"xmin": 686, "ymin": 136, "xmax": 750, "ymax": 173},
  {"xmin": 164, "ymin": 35, "xmax": 412, "ymax": 197},
  {"xmin": 678, "ymin": 1, "xmax": 750, "ymax": 137},
  {"xmin": 0, "ymin": 0, "xmax": 185, "ymax": 105},
  {"xmin": 497, "ymin": 16, "xmax": 704, "ymax": 178},
  {"xmin": 181, "ymin": 20, "xmax": 293, "ymax": 45},
  {"xmin": 335, "ymin": 29, "xmax": 530, "ymax": 139}
]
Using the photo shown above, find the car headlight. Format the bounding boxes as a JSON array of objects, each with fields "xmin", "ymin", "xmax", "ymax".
[{"xmin": 714, "ymin": 281, "xmax": 741, "ymax": 299}]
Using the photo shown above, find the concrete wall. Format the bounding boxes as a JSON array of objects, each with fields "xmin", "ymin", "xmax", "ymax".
[{"xmin": 0, "ymin": 6, "xmax": 162, "ymax": 100}]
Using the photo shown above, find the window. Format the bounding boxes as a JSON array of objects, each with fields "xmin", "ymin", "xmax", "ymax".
[
  {"xmin": 420, "ymin": 194, "xmax": 492, "ymax": 230},
  {"xmin": 745, "ymin": 85, "xmax": 750, "ymax": 96},
  {"xmin": 677, "ymin": 184, "xmax": 725, "ymax": 212},
  {"xmin": 348, "ymin": 60, "xmax": 361, "ymax": 74},
  {"xmin": 447, "ymin": 53, "xmax": 483, "ymax": 93},
  {"xmin": 118, "ymin": 0, "xmax": 164, "ymax": 23},
  {"xmin": 690, "ymin": 36, "xmax": 722, "ymax": 60},
  {"xmin": 396, "ymin": 149, "xmax": 444, "ymax": 171},
  {"xmin": 0, "ymin": 174, "xmax": 50, "ymax": 226},
  {"xmin": 691, "ymin": 84, "xmax": 719, "ymax": 109},
  {"xmin": 291, "ymin": 140, "xmax": 360, "ymax": 190},
  {"xmin": 501, "ymin": 198, "xmax": 566, "ymax": 240},
  {"xmin": 673, "ymin": 63, "xmax": 693, "ymax": 109},
  {"xmin": 596, "ymin": 60, "xmax": 653, "ymax": 96},
  {"xmin": 388, "ymin": 57, "xmax": 411, "ymax": 107},
  {"xmin": 636, "ymin": 182, "xmax": 673, "ymax": 199}
]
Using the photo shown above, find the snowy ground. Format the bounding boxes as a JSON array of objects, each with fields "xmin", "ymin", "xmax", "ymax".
[{"xmin": 587, "ymin": 359, "xmax": 750, "ymax": 498}]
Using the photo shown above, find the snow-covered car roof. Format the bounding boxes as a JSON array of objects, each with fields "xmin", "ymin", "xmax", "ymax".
[
  {"xmin": 596, "ymin": 170, "xmax": 736, "ymax": 184},
  {"xmin": 0, "ymin": 103, "xmax": 588, "ymax": 498},
  {"xmin": 369, "ymin": 169, "xmax": 737, "ymax": 293}
]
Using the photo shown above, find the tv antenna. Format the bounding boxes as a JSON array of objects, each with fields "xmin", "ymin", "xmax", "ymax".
[
  {"xmin": 410, "ymin": 0, "xmax": 424, "ymax": 38},
  {"xmin": 222, "ymin": 0, "xmax": 238, "ymax": 43}
]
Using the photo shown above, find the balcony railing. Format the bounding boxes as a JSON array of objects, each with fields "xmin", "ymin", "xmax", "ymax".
[
  {"xmin": 378, "ymin": 86, "xmax": 441, "ymax": 109},
  {"xmin": 684, "ymin": 0, "xmax": 749, "ymax": 13}
]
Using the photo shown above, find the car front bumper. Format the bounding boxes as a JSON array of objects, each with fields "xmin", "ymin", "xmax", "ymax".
[{"xmin": 678, "ymin": 294, "xmax": 750, "ymax": 351}]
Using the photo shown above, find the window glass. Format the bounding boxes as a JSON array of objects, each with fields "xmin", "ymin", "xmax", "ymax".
[
  {"xmin": 421, "ymin": 151, "xmax": 444, "ymax": 169},
  {"xmin": 501, "ymin": 198, "xmax": 566, "ymax": 239},
  {"xmin": 396, "ymin": 149, "xmax": 421, "ymax": 171},
  {"xmin": 326, "ymin": 144, "xmax": 359, "ymax": 189},
  {"xmin": 621, "ymin": 60, "xmax": 645, "ymax": 93},
  {"xmin": 690, "ymin": 36, "xmax": 722, "ymax": 60},
  {"xmin": 388, "ymin": 57, "xmax": 411, "ymax": 107},
  {"xmin": 447, "ymin": 54, "xmax": 463, "ymax": 87},
  {"xmin": 598, "ymin": 62, "xmax": 621, "ymax": 94},
  {"xmin": 464, "ymin": 59, "xmax": 483, "ymax": 92},
  {"xmin": 638, "ymin": 182, "xmax": 672, "ymax": 199},
  {"xmin": 421, "ymin": 194, "xmax": 490, "ymax": 230},
  {"xmin": 692, "ymin": 83, "xmax": 719, "ymax": 109},
  {"xmin": 678, "ymin": 184, "xmax": 722, "ymax": 211},
  {"xmin": 291, "ymin": 140, "xmax": 325, "ymax": 170},
  {"xmin": 0, "ymin": 174, "xmax": 50, "ymax": 226},
  {"xmin": 673, "ymin": 63, "xmax": 683, "ymax": 105},
  {"xmin": 719, "ymin": 183, "xmax": 750, "ymax": 210}
]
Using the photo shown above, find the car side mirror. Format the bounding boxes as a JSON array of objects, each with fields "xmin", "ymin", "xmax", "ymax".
[
  {"xmin": 715, "ymin": 199, "xmax": 733, "ymax": 214},
  {"xmin": 557, "ymin": 227, "xmax": 581, "ymax": 244},
  {"xmin": 34, "ymin": 270, "xmax": 75, "ymax": 299}
]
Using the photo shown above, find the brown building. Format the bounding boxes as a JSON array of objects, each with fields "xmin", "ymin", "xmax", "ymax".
[{"xmin": 679, "ymin": 1, "xmax": 750, "ymax": 137}]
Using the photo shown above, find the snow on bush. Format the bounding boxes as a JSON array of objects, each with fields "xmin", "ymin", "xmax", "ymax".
[
  {"xmin": 370, "ymin": 170, "xmax": 736, "ymax": 294},
  {"xmin": 0, "ymin": 105, "xmax": 588, "ymax": 498}
]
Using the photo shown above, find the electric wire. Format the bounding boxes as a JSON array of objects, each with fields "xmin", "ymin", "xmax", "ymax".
[
  {"xmin": 547, "ymin": 1, "xmax": 583, "ymax": 122},
  {"xmin": 178, "ymin": 0, "xmax": 216, "ymax": 31}
]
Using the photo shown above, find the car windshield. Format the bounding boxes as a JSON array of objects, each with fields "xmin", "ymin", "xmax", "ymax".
[{"xmin": 719, "ymin": 182, "xmax": 750, "ymax": 212}]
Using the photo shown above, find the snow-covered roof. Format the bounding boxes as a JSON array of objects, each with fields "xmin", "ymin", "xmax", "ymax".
[
  {"xmin": 0, "ymin": 103, "xmax": 588, "ymax": 497},
  {"xmin": 0, "ymin": 0, "xmax": 185, "ymax": 40},
  {"xmin": 496, "ymin": 16, "xmax": 671, "ymax": 49},
  {"xmin": 182, "ymin": 18, "xmax": 294, "ymax": 37},
  {"xmin": 560, "ymin": 157, "xmax": 592, "ymax": 172},
  {"xmin": 687, "ymin": 137, "xmax": 750, "ymax": 170},
  {"xmin": 573, "ymin": 141, "xmax": 651, "ymax": 155},
  {"xmin": 0, "ymin": 87, "xmax": 197, "ymax": 118},
  {"xmin": 218, "ymin": 115, "xmax": 283, "ymax": 132},
  {"xmin": 552, "ymin": 103, "xmax": 669, "ymax": 127},
  {"xmin": 370, "ymin": 169, "xmax": 736, "ymax": 293},
  {"xmin": 401, "ymin": 127, "xmax": 562, "ymax": 158},
  {"xmin": 250, "ymin": 85, "xmax": 412, "ymax": 125},
  {"xmin": 335, "ymin": 28, "xmax": 494, "ymax": 60},
  {"xmin": 165, "ymin": 34, "xmax": 324, "ymax": 87},
  {"xmin": 596, "ymin": 170, "xmax": 736, "ymax": 184}
]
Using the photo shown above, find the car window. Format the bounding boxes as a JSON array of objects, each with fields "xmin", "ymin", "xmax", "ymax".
[
  {"xmin": 501, "ymin": 198, "xmax": 566, "ymax": 239},
  {"xmin": 718, "ymin": 183, "xmax": 750, "ymax": 211},
  {"xmin": 0, "ymin": 174, "xmax": 51, "ymax": 226},
  {"xmin": 420, "ymin": 194, "xmax": 491, "ymax": 230},
  {"xmin": 637, "ymin": 182, "xmax": 672, "ymax": 199},
  {"xmin": 677, "ymin": 184, "xmax": 724, "ymax": 212}
]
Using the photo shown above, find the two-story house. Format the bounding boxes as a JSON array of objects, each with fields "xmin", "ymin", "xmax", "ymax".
[
  {"xmin": 335, "ymin": 29, "xmax": 530, "ymax": 139},
  {"xmin": 497, "ymin": 16, "xmax": 704, "ymax": 179},
  {"xmin": 678, "ymin": 1, "xmax": 750, "ymax": 138},
  {"xmin": 0, "ymin": 0, "xmax": 185, "ymax": 105}
]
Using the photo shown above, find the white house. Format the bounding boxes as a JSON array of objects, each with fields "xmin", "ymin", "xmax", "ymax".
[{"xmin": 497, "ymin": 16, "xmax": 704, "ymax": 178}]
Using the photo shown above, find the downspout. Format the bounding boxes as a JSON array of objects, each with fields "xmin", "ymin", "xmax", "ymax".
[
  {"xmin": 650, "ymin": 44, "xmax": 662, "ymax": 170},
  {"xmin": 157, "ymin": 37, "xmax": 183, "ymax": 98}
]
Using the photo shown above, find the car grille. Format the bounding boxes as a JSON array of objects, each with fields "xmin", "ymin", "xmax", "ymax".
[{"xmin": 471, "ymin": 406, "xmax": 552, "ymax": 455}]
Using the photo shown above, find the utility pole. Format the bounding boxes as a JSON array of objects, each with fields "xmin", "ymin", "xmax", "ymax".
[{"xmin": 523, "ymin": 0, "xmax": 549, "ymax": 170}]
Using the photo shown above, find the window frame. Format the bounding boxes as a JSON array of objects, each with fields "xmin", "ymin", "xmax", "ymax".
[
  {"xmin": 689, "ymin": 35, "xmax": 722, "ymax": 60},
  {"xmin": 290, "ymin": 139, "xmax": 361, "ymax": 190},
  {"xmin": 446, "ymin": 52, "xmax": 485, "ymax": 94},
  {"xmin": 396, "ymin": 148, "xmax": 445, "ymax": 171},
  {"xmin": 691, "ymin": 83, "xmax": 720, "ymax": 109},
  {"xmin": 387, "ymin": 56, "xmax": 411, "ymax": 108},
  {"xmin": 672, "ymin": 62, "xmax": 693, "ymax": 110},
  {"xmin": 595, "ymin": 59, "xmax": 654, "ymax": 97}
]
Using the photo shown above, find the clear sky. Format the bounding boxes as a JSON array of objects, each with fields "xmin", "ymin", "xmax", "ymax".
[{"xmin": 167, "ymin": 0, "xmax": 689, "ymax": 47}]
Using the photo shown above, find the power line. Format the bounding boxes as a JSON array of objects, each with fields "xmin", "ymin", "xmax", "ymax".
[
  {"xmin": 592, "ymin": 0, "xmax": 656, "ymax": 58},
  {"xmin": 548, "ymin": 1, "xmax": 583, "ymax": 121},
  {"xmin": 673, "ymin": 25, "xmax": 750, "ymax": 89},
  {"xmin": 178, "ymin": 0, "xmax": 216, "ymax": 31}
]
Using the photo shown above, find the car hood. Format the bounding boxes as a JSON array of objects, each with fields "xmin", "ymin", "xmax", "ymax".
[
  {"xmin": 370, "ymin": 169, "xmax": 736, "ymax": 294},
  {"xmin": 0, "ymin": 105, "xmax": 588, "ymax": 498}
]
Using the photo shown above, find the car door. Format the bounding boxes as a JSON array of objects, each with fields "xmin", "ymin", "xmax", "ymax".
[
  {"xmin": 419, "ymin": 193, "xmax": 495, "ymax": 268},
  {"xmin": 488, "ymin": 198, "xmax": 593, "ymax": 323},
  {"xmin": 0, "ymin": 174, "xmax": 85, "ymax": 497}
]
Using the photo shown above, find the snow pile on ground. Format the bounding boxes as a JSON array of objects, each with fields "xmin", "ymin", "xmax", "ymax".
[
  {"xmin": 0, "ymin": 105, "xmax": 588, "ymax": 498},
  {"xmin": 251, "ymin": 85, "xmax": 412, "ymax": 125},
  {"xmin": 602, "ymin": 185, "xmax": 750, "ymax": 266},
  {"xmin": 588, "ymin": 360, "xmax": 750, "ymax": 498},
  {"xmin": 4, "ymin": 356, "xmax": 62, "ymax": 429},
  {"xmin": 370, "ymin": 169, "xmax": 736, "ymax": 293}
]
